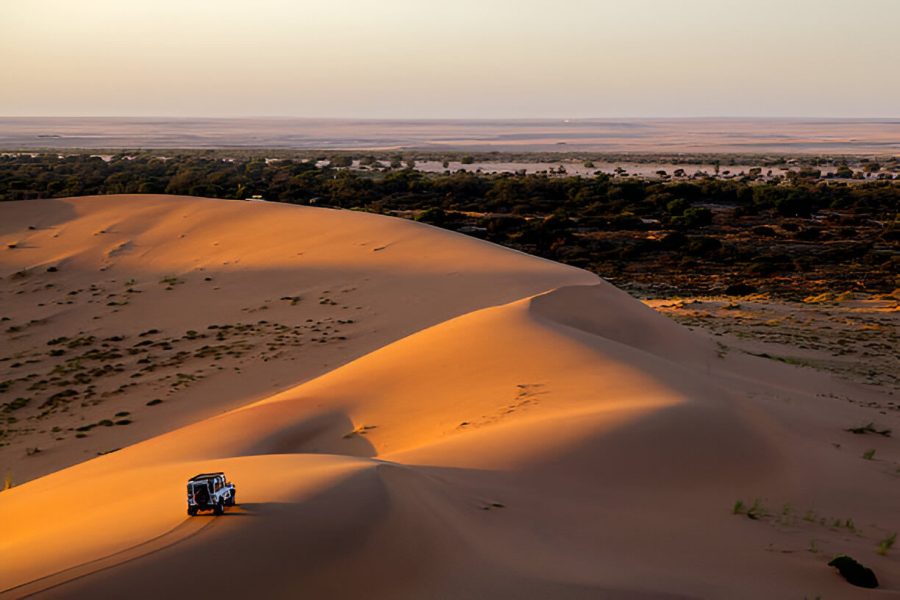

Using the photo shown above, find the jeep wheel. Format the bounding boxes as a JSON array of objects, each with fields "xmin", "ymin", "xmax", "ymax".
[
  {"xmin": 227, "ymin": 491, "xmax": 236, "ymax": 507},
  {"xmin": 213, "ymin": 499, "xmax": 224, "ymax": 516},
  {"xmin": 187, "ymin": 506, "xmax": 198, "ymax": 517}
]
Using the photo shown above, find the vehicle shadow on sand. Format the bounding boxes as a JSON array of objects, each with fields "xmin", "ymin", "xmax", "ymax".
[{"xmin": 190, "ymin": 502, "xmax": 274, "ymax": 517}]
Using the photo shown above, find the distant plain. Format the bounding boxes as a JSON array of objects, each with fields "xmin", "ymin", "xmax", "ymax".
[{"xmin": 1, "ymin": 117, "xmax": 898, "ymax": 153}]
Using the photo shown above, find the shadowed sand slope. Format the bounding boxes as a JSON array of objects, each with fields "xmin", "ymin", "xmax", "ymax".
[{"xmin": 1, "ymin": 196, "xmax": 898, "ymax": 599}]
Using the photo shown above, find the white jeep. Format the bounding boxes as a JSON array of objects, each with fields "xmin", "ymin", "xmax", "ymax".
[{"xmin": 187, "ymin": 472, "xmax": 236, "ymax": 516}]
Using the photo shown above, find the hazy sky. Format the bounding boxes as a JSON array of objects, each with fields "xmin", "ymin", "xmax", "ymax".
[{"xmin": 2, "ymin": 0, "xmax": 898, "ymax": 118}]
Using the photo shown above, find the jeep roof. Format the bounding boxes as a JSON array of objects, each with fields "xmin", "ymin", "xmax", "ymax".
[{"xmin": 188, "ymin": 472, "xmax": 225, "ymax": 482}]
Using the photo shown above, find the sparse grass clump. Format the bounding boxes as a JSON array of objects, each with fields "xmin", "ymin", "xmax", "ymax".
[
  {"xmin": 2, "ymin": 397, "xmax": 30, "ymax": 412},
  {"xmin": 746, "ymin": 498, "xmax": 766, "ymax": 520},
  {"xmin": 159, "ymin": 275, "xmax": 183, "ymax": 289},
  {"xmin": 732, "ymin": 498, "xmax": 766, "ymax": 519},
  {"xmin": 877, "ymin": 533, "xmax": 896, "ymax": 556},
  {"xmin": 803, "ymin": 292, "xmax": 834, "ymax": 304},
  {"xmin": 862, "ymin": 449, "xmax": 876, "ymax": 460},
  {"xmin": 343, "ymin": 424, "xmax": 377, "ymax": 439},
  {"xmin": 41, "ymin": 389, "xmax": 78, "ymax": 408}
]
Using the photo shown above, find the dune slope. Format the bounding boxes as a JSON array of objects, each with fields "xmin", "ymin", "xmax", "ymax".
[
  {"xmin": 1, "ymin": 195, "xmax": 898, "ymax": 599},
  {"xmin": 0, "ymin": 194, "xmax": 594, "ymax": 481}
]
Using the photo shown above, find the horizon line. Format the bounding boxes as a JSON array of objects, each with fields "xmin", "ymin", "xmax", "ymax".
[{"xmin": 2, "ymin": 115, "xmax": 899, "ymax": 121}]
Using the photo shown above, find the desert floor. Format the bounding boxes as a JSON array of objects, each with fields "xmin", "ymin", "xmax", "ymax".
[
  {"xmin": 1, "ymin": 117, "xmax": 898, "ymax": 153},
  {"xmin": 1, "ymin": 195, "xmax": 898, "ymax": 599}
]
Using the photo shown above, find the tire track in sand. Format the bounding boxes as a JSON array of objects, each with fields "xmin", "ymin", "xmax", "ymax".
[{"xmin": 2, "ymin": 515, "xmax": 222, "ymax": 598}]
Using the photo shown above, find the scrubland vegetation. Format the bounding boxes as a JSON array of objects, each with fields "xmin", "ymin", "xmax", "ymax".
[{"xmin": 2, "ymin": 152, "xmax": 897, "ymax": 297}]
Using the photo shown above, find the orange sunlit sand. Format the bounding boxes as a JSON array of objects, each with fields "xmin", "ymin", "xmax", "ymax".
[{"xmin": 1, "ymin": 196, "xmax": 898, "ymax": 598}]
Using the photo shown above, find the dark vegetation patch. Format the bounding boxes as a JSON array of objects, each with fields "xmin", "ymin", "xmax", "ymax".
[
  {"xmin": 2, "ymin": 153, "xmax": 896, "ymax": 298},
  {"xmin": 845, "ymin": 423, "xmax": 891, "ymax": 437},
  {"xmin": 828, "ymin": 555, "xmax": 878, "ymax": 589}
]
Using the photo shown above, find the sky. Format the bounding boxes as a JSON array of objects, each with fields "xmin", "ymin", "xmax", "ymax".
[{"xmin": 1, "ymin": 0, "xmax": 898, "ymax": 118}]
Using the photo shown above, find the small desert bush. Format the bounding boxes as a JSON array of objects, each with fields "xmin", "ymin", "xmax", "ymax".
[
  {"xmin": 733, "ymin": 498, "xmax": 765, "ymax": 519},
  {"xmin": 159, "ymin": 275, "xmax": 183, "ymax": 287},
  {"xmin": 877, "ymin": 533, "xmax": 896, "ymax": 556},
  {"xmin": 846, "ymin": 423, "xmax": 891, "ymax": 437}
]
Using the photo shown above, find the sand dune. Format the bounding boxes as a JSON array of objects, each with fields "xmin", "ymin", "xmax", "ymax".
[
  {"xmin": 0, "ymin": 195, "xmax": 594, "ymax": 482},
  {"xmin": 1, "ymin": 195, "xmax": 898, "ymax": 598}
]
